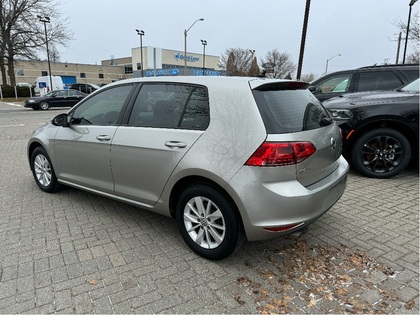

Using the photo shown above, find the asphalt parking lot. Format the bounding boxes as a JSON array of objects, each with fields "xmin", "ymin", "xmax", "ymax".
[{"xmin": 0, "ymin": 100, "xmax": 418, "ymax": 314}]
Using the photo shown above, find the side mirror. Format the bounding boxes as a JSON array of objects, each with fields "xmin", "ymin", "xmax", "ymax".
[
  {"xmin": 52, "ymin": 113, "xmax": 69, "ymax": 127},
  {"xmin": 308, "ymin": 85, "xmax": 321, "ymax": 94}
]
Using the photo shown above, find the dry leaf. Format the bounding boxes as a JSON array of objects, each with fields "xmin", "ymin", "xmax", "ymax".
[
  {"xmin": 307, "ymin": 297, "xmax": 317, "ymax": 308},
  {"xmin": 405, "ymin": 299, "xmax": 416, "ymax": 310},
  {"xmin": 234, "ymin": 295, "xmax": 246, "ymax": 305},
  {"xmin": 87, "ymin": 279, "xmax": 97, "ymax": 285}
]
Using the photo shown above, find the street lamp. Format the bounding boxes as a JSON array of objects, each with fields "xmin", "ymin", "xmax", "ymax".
[
  {"xmin": 250, "ymin": 49, "xmax": 255, "ymax": 63},
  {"xmin": 201, "ymin": 40, "xmax": 207, "ymax": 75},
  {"xmin": 135, "ymin": 29, "xmax": 145, "ymax": 77},
  {"xmin": 403, "ymin": 0, "xmax": 418, "ymax": 64},
  {"xmin": 184, "ymin": 18, "xmax": 204, "ymax": 75},
  {"xmin": 37, "ymin": 15, "xmax": 53, "ymax": 91},
  {"xmin": 325, "ymin": 54, "xmax": 341, "ymax": 74}
]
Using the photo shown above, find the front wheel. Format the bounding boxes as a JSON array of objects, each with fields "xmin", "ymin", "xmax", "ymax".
[
  {"xmin": 176, "ymin": 185, "xmax": 240, "ymax": 260},
  {"xmin": 31, "ymin": 147, "xmax": 61, "ymax": 192},
  {"xmin": 351, "ymin": 128, "xmax": 411, "ymax": 179}
]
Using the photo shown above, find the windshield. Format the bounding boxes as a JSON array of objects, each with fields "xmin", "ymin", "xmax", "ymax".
[{"xmin": 401, "ymin": 79, "xmax": 419, "ymax": 92}]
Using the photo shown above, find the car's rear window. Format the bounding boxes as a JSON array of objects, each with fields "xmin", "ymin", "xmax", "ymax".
[{"xmin": 252, "ymin": 84, "xmax": 332, "ymax": 134}]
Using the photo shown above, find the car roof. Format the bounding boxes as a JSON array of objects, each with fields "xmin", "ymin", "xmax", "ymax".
[{"xmin": 104, "ymin": 76, "xmax": 294, "ymax": 91}]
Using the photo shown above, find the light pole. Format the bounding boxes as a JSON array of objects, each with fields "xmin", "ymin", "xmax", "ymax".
[
  {"xmin": 296, "ymin": 0, "xmax": 311, "ymax": 80},
  {"xmin": 201, "ymin": 40, "xmax": 207, "ymax": 75},
  {"xmin": 403, "ymin": 0, "xmax": 418, "ymax": 64},
  {"xmin": 37, "ymin": 15, "xmax": 53, "ymax": 91},
  {"xmin": 135, "ymin": 29, "xmax": 145, "ymax": 77},
  {"xmin": 325, "ymin": 54, "xmax": 341, "ymax": 74},
  {"xmin": 184, "ymin": 18, "xmax": 204, "ymax": 76}
]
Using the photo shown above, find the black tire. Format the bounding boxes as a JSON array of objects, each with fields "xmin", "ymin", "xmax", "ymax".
[
  {"xmin": 176, "ymin": 184, "xmax": 240, "ymax": 260},
  {"xmin": 30, "ymin": 147, "xmax": 61, "ymax": 193},
  {"xmin": 39, "ymin": 101, "xmax": 50, "ymax": 110},
  {"xmin": 351, "ymin": 128, "xmax": 411, "ymax": 179}
]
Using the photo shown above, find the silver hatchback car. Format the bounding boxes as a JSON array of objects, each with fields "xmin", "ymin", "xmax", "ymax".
[{"xmin": 28, "ymin": 76, "xmax": 349, "ymax": 260}]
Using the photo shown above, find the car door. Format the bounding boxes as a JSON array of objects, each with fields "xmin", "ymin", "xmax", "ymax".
[
  {"xmin": 49, "ymin": 90, "xmax": 67, "ymax": 107},
  {"xmin": 53, "ymin": 84, "xmax": 136, "ymax": 194},
  {"xmin": 67, "ymin": 90, "xmax": 86, "ymax": 107},
  {"xmin": 111, "ymin": 83, "xmax": 209, "ymax": 206},
  {"xmin": 354, "ymin": 71, "xmax": 405, "ymax": 92}
]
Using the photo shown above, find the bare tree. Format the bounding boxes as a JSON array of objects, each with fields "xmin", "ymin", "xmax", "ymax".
[
  {"xmin": 300, "ymin": 72, "xmax": 316, "ymax": 83},
  {"xmin": 220, "ymin": 48, "xmax": 255, "ymax": 76},
  {"xmin": 260, "ymin": 49, "xmax": 297, "ymax": 79},
  {"xmin": 0, "ymin": 0, "xmax": 73, "ymax": 85},
  {"xmin": 393, "ymin": 12, "xmax": 419, "ymax": 64},
  {"xmin": 248, "ymin": 56, "xmax": 260, "ymax": 77}
]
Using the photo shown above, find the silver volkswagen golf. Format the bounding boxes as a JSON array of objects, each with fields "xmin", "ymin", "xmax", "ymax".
[{"xmin": 28, "ymin": 76, "xmax": 349, "ymax": 260}]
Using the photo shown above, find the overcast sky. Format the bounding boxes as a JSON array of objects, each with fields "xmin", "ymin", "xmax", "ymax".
[{"xmin": 56, "ymin": 0, "xmax": 418, "ymax": 78}]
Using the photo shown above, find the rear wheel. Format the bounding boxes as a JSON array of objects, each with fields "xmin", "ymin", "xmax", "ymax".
[
  {"xmin": 176, "ymin": 185, "xmax": 240, "ymax": 260},
  {"xmin": 351, "ymin": 128, "xmax": 411, "ymax": 178},
  {"xmin": 31, "ymin": 147, "xmax": 61, "ymax": 193},
  {"xmin": 39, "ymin": 101, "xmax": 49, "ymax": 110}
]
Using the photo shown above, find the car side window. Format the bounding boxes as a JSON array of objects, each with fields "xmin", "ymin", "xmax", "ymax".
[
  {"xmin": 403, "ymin": 70, "xmax": 420, "ymax": 82},
  {"xmin": 128, "ymin": 84, "xmax": 209, "ymax": 130},
  {"xmin": 70, "ymin": 85, "xmax": 133, "ymax": 126},
  {"xmin": 68, "ymin": 90, "xmax": 79, "ymax": 96},
  {"xmin": 314, "ymin": 74, "xmax": 352, "ymax": 94},
  {"xmin": 357, "ymin": 71, "xmax": 403, "ymax": 92},
  {"xmin": 55, "ymin": 90, "xmax": 66, "ymax": 97}
]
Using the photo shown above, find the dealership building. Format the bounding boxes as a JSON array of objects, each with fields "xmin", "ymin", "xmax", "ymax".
[{"xmin": 8, "ymin": 46, "xmax": 223, "ymax": 86}]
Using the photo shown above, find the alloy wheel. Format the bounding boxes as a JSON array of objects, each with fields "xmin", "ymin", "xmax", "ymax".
[
  {"xmin": 34, "ymin": 154, "xmax": 52, "ymax": 187},
  {"xmin": 183, "ymin": 196, "xmax": 226, "ymax": 249}
]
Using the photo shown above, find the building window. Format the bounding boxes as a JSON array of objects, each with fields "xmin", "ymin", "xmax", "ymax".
[
  {"xmin": 99, "ymin": 73, "xmax": 104, "ymax": 79},
  {"xmin": 125, "ymin": 64, "xmax": 133, "ymax": 74},
  {"xmin": 80, "ymin": 73, "xmax": 86, "ymax": 78},
  {"xmin": 17, "ymin": 69, "xmax": 24, "ymax": 76},
  {"xmin": 41, "ymin": 71, "xmax": 48, "ymax": 76}
]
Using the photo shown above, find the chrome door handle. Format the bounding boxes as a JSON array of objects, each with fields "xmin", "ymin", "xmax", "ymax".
[
  {"xmin": 165, "ymin": 141, "xmax": 187, "ymax": 148},
  {"xmin": 96, "ymin": 135, "xmax": 111, "ymax": 141}
]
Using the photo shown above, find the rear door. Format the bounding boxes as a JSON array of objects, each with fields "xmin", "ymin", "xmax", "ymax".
[
  {"xmin": 111, "ymin": 83, "xmax": 209, "ymax": 206},
  {"xmin": 67, "ymin": 90, "xmax": 86, "ymax": 106}
]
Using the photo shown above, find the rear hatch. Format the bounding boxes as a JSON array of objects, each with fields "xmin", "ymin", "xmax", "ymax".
[{"xmin": 250, "ymin": 80, "xmax": 343, "ymax": 187}]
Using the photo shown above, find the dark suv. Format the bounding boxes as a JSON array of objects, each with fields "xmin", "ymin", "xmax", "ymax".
[
  {"xmin": 323, "ymin": 78, "xmax": 419, "ymax": 179},
  {"xmin": 69, "ymin": 83, "xmax": 100, "ymax": 94},
  {"xmin": 309, "ymin": 64, "xmax": 419, "ymax": 102}
]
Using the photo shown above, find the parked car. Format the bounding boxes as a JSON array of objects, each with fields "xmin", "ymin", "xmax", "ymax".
[
  {"xmin": 27, "ymin": 76, "xmax": 349, "ymax": 260},
  {"xmin": 323, "ymin": 78, "xmax": 419, "ymax": 179},
  {"xmin": 24, "ymin": 89, "xmax": 87, "ymax": 110},
  {"xmin": 69, "ymin": 83, "xmax": 100, "ymax": 94},
  {"xmin": 309, "ymin": 64, "xmax": 419, "ymax": 102},
  {"xmin": 16, "ymin": 82, "xmax": 33, "ymax": 88}
]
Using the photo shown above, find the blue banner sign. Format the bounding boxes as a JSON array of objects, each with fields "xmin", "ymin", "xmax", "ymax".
[
  {"xmin": 193, "ymin": 69, "xmax": 223, "ymax": 76},
  {"xmin": 145, "ymin": 69, "xmax": 180, "ymax": 77}
]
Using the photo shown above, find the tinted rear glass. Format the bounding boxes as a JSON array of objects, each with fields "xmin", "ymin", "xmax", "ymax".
[
  {"xmin": 403, "ymin": 69, "xmax": 420, "ymax": 82},
  {"xmin": 252, "ymin": 87, "xmax": 332, "ymax": 134}
]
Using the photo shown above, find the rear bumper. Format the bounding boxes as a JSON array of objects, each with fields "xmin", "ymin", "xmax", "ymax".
[{"xmin": 228, "ymin": 155, "xmax": 349, "ymax": 241}]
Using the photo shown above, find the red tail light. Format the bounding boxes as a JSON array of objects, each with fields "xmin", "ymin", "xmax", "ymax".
[{"xmin": 245, "ymin": 141, "xmax": 316, "ymax": 166}]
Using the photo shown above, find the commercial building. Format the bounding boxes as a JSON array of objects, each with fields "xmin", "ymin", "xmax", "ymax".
[{"xmin": 7, "ymin": 46, "xmax": 223, "ymax": 87}]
